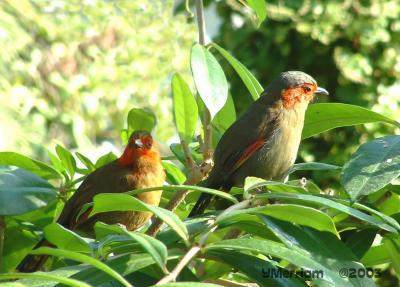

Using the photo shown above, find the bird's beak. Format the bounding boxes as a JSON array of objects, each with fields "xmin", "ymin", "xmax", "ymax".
[
  {"xmin": 314, "ymin": 87, "xmax": 329, "ymax": 96},
  {"xmin": 134, "ymin": 138, "xmax": 144, "ymax": 148}
]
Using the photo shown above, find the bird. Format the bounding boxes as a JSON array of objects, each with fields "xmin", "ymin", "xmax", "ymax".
[
  {"xmin": 189, "ymin": 71, "xmax": 329, "ymax": 216},
  {"xmin": 17, "ymin": 130, "xmax": 165, "ymax": 272}
]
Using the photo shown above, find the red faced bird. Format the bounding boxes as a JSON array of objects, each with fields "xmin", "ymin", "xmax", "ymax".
[
  {"xmin": 189, "ymin": 71, "xmax": 328, "ymax": 216},
  {"xmin": 18, "ymin": 130, "xmax": 165, "ymax": 272}
]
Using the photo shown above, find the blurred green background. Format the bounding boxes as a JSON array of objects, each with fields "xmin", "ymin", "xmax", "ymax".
[{"xmin": 1, "ymin": 0, "xmax": 399, "ymax": 188}]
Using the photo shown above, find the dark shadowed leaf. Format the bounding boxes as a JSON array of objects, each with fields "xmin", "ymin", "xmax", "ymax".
[
  {"xmin": 172, "ymin": 73, "xmax": 198, "ymax": 143},
  {"xmin": 190, "ymin": 44, "xmax": 228, "ymax": 119},
  {"xmin": 289, "ymin": 162, "xmax": 341, "ymax": 174},
  {"xmin": 0, "ymin": 152, "xmax": 61, "ymax": 180},
  {"xmin": 127, "ymin": 108, "xmax": 156, "ymax": 135},
  {"xmin": 303, "ymin": 103, "xmax": 400, "ymax": 139},
  {"xmin": 0, "ymin": 166, "xmax": 57, "ymax": 216},
  {"xmin": 342, "ymin": 135, "xmax": 400, "ymax": 202}
]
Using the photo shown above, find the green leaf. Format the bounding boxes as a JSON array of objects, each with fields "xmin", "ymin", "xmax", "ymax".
[
  {"xmin": 162, "ymin": 162, "xmax": 186, "ymax": 185},
  {"xmin": 126, "ymin": 185, "xmax": 238, "ymax": 204},
  {"xmin": 0, "ymin": 166, "xmax": 57, "ymax": 216},
  {"xmin": 342, "ymin": 135, "xmax": 400, "ymax": 202},
  {"xmin": 212, "ymin": 93, "xmax": 236, "ymax": 134},
  {"xmin": 0, "ymin": 273, "xmax": 91, "ymax": 287},
  {"xmin": 344, "ymin": 229, "xmax": 377, "ymax": 259},
  {"xmin": 260, "ymin": 216, "xmax": 375, "ymax": 287},
  {"xmin": 190, "ymin": 44, "xmax": 228, "ymax": 119},
  {"xmin": 170, "ymin": 142, "xmax": 203, "ymax": 165},
  {"xmin": 127, "ymin": 108, "xmax": 156, "ymax": 135},
  {"xmin": 207, "ymin": 249, "xmax": 306, "ymax": 287},
  {"xmin": 289, "ymin": 162, "xmax": 341, "ymax": 174},
  {"xmin": 303, "ymin": 103, "xmax": 400, "ymax": 139},
  {"xmin": 30, "ymin": 247, "xmax": 132, "ymax": 287},
  {"xmin": 206, "ymin": 238, "xmax": 352, "ymax": 286},
  {"xmin": 157, "ymin": 283, "xmax": 221, "ymax": 287},
  {"xmin": 43, "ymin": 223, "xmax": 92, "ymax": 253},
  {"xmin": 244, "ymin": 177, "xmax": 307, "ymax": 193},
  {"xmin": 55, "ymin": 145, "xmax": 77, "ymax": 178},
  {"xmin": 246, "ymin": 0, "xmax": 267, "ymax": 27},
  {"xmin": 94, "ymin": 152, "xmax": 118, "ymax": 168},
  {"xmin": 91, "ymin": 193, "xmax": 189, "ymax": 243},
  {"xmin": 0, "ymin": 152, "xmax": 61, "ymax": 180},
  {"xmin": 172, "ymin": 73, "xmax": 198, "ymax": 143},
  {"xmin": 211, "ymin": 43, "xmax": 263, "ymax": 100},
  {"xmin": 217, "ymin": 204, "xmax": 338, "ymax": 235},
  {"xmin": 254, "ymin": 192, "xmax": 397, "ymax": 233},
  {"xmin": 75, "ymin": 152, "xmax": 95, "ymax": 172},
  {"xmin": 95, "ymin": 223, "xmax": 168, "ymax": 273}
]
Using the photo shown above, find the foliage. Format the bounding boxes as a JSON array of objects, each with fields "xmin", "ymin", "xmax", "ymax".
[{"xmin": 0, "ymin": 1, "xmax": 400, "ymax": 287}]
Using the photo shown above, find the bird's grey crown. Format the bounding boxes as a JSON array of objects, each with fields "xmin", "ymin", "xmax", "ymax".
[{"xmin": 278, "ymin": 71, "xmax": 317, "ymax": 88}]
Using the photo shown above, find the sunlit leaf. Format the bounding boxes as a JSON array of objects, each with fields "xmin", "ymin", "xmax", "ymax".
[
  {"xmin": 190, "ymin": 44, "xmax": 228, "ymax": 119},
  {"xmin": 127, "ymin": 108, "xmax": 156, "ymax": 135}
]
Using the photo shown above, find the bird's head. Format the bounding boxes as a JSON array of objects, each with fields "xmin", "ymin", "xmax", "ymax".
[
  {"xmin": 266, "ymin": 71, "xmax": 329, "ymax": 109},
  {"xmin": 118, "ymin": 130, "xmax": 161, "ymax": 166}
]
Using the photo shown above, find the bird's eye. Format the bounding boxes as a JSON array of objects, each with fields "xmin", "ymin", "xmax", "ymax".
[
  {"xmin": 303, "ymin": 86, "xmax": 312, "ymax": 93},
  {"xmin": 144, "ymin": 138, "xmax": 153, "ymax": 148}
]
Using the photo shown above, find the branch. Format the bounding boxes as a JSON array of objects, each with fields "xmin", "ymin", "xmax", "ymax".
[
  {"xmin": 146, "ymin": 0, "xmax": 214, "ymax": 237},
  {"xmin": 156, "ymin": 199, "xmax": 251, "ymax": 284}
]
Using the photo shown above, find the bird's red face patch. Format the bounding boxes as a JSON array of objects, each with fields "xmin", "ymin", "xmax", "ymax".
[
  {"xmin": 281, "ymin": 83, "xmax": 317, "ymax": 109},
  {"xmin": 118, "ymin": 134, "xmax": 160, "ymax": 166}
]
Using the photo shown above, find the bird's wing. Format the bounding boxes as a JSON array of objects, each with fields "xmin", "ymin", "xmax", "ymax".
[
  {"xmin": 212, "ymin": 100, "xmax": 281, "ymax": 181},
  {"xmin": 57, "ymin": 160, "xmax": 133, "ymax": 228}
]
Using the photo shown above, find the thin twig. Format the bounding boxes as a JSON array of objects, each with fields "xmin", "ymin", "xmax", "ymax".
[
  {"xmin": 156, "ymin": 246, "xmax": 201, "ymax": 284},
  {"xmin": 156, "ymin": 199, "xmax": 251, "ymax": 284},
  {"xmin": 147, "ymin": 0, "xmax": 214, "ymax": 237}
]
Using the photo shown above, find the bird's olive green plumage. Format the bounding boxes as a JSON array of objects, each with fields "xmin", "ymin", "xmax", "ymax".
[{"xmin": 189, "ymin": 71, "xmax": 328, "ymax": 216}]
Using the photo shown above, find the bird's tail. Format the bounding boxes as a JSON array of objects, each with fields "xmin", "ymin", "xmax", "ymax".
[
  {"xmin": 188, "ymin": 176, "xmax": 222, "ymax": 217},
  {"xmin": 17, "ymin": 239, "xmax": 51, "ymax": 272}
]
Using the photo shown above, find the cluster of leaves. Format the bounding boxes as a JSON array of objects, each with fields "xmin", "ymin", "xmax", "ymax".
[
  {"xmin": 1, "ymin": 35, "xmax": 400, "ymax": 287},
  {"xmin": 1, "ymin": 1, "xmax": 400, "ymax": 287},
  {"xmin": 0, "ymin": 0, "xmax": 196, "ymax": 155},
  {"xmin": 206, "ymin": 0, "xmax": 400, "ymax": 189}
]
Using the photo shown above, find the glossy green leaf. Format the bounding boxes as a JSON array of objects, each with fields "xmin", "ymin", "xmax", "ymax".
[
  {"xmin": 0, "ymin": 273, "xmax": 90, "ymax": 287},
  {"xmin": 217, "ymin": 204, "xmax": 338, "ymax": 235},
  {"xmin": 162, "ymin": 161, "xmax": 186, "ymax": 185},
  {"xmin": 30, "ymin": 247, "xmax": 132, "ymax": 287},
  {"xmin": 246, "ymin": 0, "xmax": 267, "ymax": 27},
  {"xmin": 207, "ymin": 249, "xmax": 307, "ymax": 287},
  {"xmin": 43, "ymin": 223, "xmax": 92, "ymax": 253},
  {"xmin": 0, "ymin": 166, "xmax": 57, "ymax": 216},
  {"xmin": 0, "ymin": 152, "xmax": 61, "ymax": 180},
  {"xmin": 212, "ymin": 93, "xmax": 236, "ymax": 134},
  {"xmin": 303, "ymin": 103, "xmax": 400, "ymax": 139},
  {"xmin": 260, "ymin": 216, "xmax": 375, "ymax": 287},
  {"xmin": 94, "ymin": 152, "xmax": 118, "ymax": 168},
  {"xmin": 158, "ymin": 283, "xmax": 221, "ymax": 287},
  {"xmin": 289, "ymin": 162, "xmax": 341, "ymax": 174},
  {"xmin": 211, "ymin": 43, "xmax": 263, "ymax": 100},
  {"xmin": 172, "ymin": 73, "xmax": 198, "ymax": 143},
  {"xmin": 254, "ymin": 192, "xmax": 397, "ymax": 233},
  {"xmin": 244, "ymin": 177, "xmax": 307, "ymax": 193},
  {"xmin": 190, "ymin": 44, "xmax": 228, "ymax": 119},
  {"xmin": 91, "ymin": 193, "xmax": 189, "ymax": 242},
  {"xmin": 55, "ymin": 144, "xmax": 77, "ymax": 178},
  {"xmin": 94, "ymin": 223, "xmax": 168, "ymax": 272},
  {"xmin": 206, "ymin": 238, "xmax": 352, "ymax": 286},
  {"xmin": 127, "ymin": 108, "xmax": 156, "ymax": 135},
  {"xmin": 75, "ymin": 152, "xmax": 95, "ymax": 172},
  {"xmin": 126, "ymin": 185, "xmax": 238, "ymax": 204},
  {"xmin": 342, "ymin": 135, "xmax": 400, "ymax": 202}
]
